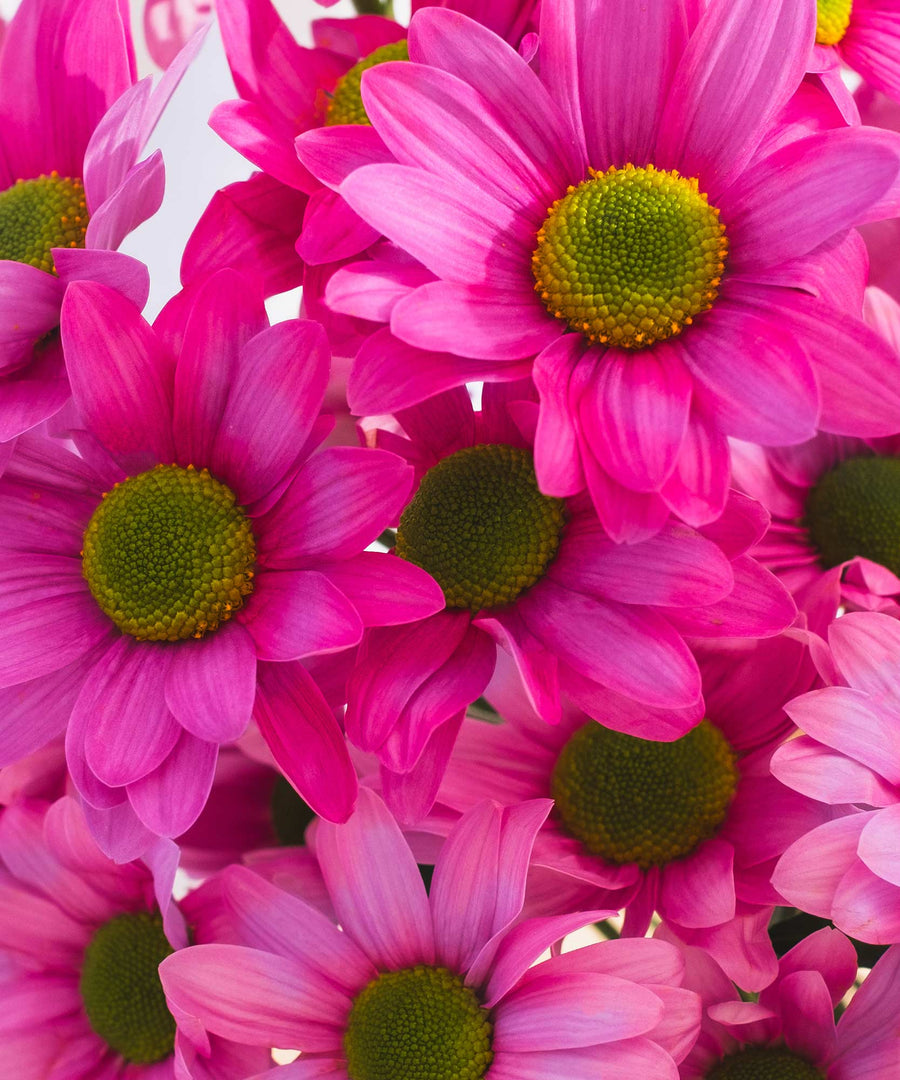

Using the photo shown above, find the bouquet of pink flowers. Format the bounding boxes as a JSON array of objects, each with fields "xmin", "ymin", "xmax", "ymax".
[{"xmin": 2, "ymin": 0, "xmax": 900, "ymax": 1075}]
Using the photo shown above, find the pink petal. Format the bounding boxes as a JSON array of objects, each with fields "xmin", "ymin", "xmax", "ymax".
[
  {"xmin": 253, "ymin": 660, "xmax": 357, "ymax": 824},
  {"xmin": 295, "ymin": 124, "xmax": 393, "ymax": 190},
  {"xmin": 489, "ymin": 1042, "xmax": 679, "ymax": 1080},
  {"xmin": 298, "ymin": 187, "xmax": 379, "ymax": 265},
  {"xmin": 857, "ymin": 804, "xmax": 900, "ymax": 888},
  {"xmin": 126, "ymin": 729, "xmax": 217, "ymax": 838},
  {"xmin": 0, "ymin": 262, "xmax": 64, "ymax": 373},
  {"xmin": 659, "ymin": 839, "xmax": 736, "ymax": 929},
  {"xmin": 828, "ymin": 610, "xmax": 900, "ymax": 706},
  {"xmin": 832, "ymin": 862, "xmax": 900, "ymax": 943},
  {"xmin": 772, "ymin": 813, "xmax": 869, "ymax": 917},
  {"xmin": 659, "ymin": 406, "xmax": 729, "ymax": 527},
  {"xmin": 770, "ymin": 735, "xmax": 898, "ymax": 808},
  {"xmin": 532, "ymin": 334, "xmax": 592, "ymax": 497},
  {"xmin": 85, "ymin": 149, "xmax": 166, "ymax": 251},
  {"xmin": 317, "ymin": 552, "xmax": 445, "ymax": 627},
  {"xmin": 164, "ymin": 621, "xmax": 257, "ymax": 743},
  {"xmin": 54, "ymin": 248, "xmax": 150, "ymax": 310},
  {"xmin": 315, "ymin": 788, "xmax": 435, "ymax": 970}
]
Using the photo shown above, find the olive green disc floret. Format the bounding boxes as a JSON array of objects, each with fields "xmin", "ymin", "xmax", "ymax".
[
  {"xmin": 816, "ymin": 0, "xmax": 853, "ymax": 45},
  {"xmin": 79, "ymin": 911, "xmax": 176, "ymax": 1065},
  {"xmin": 325, "ymin": 39, "xmax": 409, "ymax": 126},
  {"xmin": 551, "ymin": 719, "xmax": 739, "ymax": 868},
  {"xmin": 0, "ymin": 172, "xmax": 88, "ymax": 274},
  {"xmin": 344, "ymin": 965, "xmax": 494, "ymax": 1080},
  {"xmin": 532, "ymin": 163, "xmax": 728, "ymax": 349},
  {"xmin": 394, "ymin": 443, "xmax": 567, "ymax": 612},
  {"xmin": 82, "ymin": 463, "xmax": 256, "ymax": 642},
  {"xmin": 707, "ymin": 1045, "xmax": 826, "ymax": 1079},
  {"xmin": 805, "ymin": 455, "xmax": 900, "ymax": 575}
]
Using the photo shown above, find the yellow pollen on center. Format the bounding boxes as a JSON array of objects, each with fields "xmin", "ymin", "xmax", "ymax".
[{"xmin": 816, "ymin": 0, "xmax": 853, "ymax": 45}]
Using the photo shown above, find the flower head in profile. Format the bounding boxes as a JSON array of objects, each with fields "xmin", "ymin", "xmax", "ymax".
[
  {"xmin": 0, "ymin": 0, "xmax": 195, "ymax": 452},
  {"xmin": 0, "ymin": 270, "xmax": 442, "ymax": 859},
  {"xmin": 0, "ymin": 795, "xmax": 269, "ymax": 1077},
  {"xmin": 161, "ymin": 789, "xmax": 702, "ymax": 1078},
  {"xmin": 298, "ymin": 0, "xmax": 900, "ymax": 540}
]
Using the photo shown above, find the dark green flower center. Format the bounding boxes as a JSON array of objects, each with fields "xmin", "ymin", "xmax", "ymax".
[
  {"xmin": 0, "ymin": 172, "xmax": 88, "ymax": 274},
  {"xmin": 82, "ymin": 464, "xmax": 256, "ymax": 642},
  {"xmin": 270, "ymin": 774, "xmax": 316, "ymax": 846},
  {"xmin": 816, "ymin": 0, "xmax": 853, "ymax": 45},
  {"xmin": 79, "ymin": 911, "xmax": 176, "ymax": 1065},
  {"xmin": 707, "ymin": 1046, "xmax": 825, "ymax": 1079},
  {"xmin": 325, "ymin": 39, "xmax": 409, "ymax": 126},
  {"xmin": 550, "ymin": 719, "xmax": 739, "ymax": 868},
  {"xmin": 532, "ymin": 163, "xmax": 727, "ymax": 349},
  {"xmin": 805, "ymin": 455, "xmax": 900, "ymax": 575},
  {"xmin": 344, "ymin": 965, "xmax": 493, "ymax": 1080},
  {"xmin": 394, "ymin": 443, "xmax": 566, "ymax": 612}
]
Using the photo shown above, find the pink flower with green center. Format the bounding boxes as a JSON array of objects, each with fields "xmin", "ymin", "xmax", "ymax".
[
  {"xmin": 345, "ymin": 383, "xmax": 795, "ymax": 821},
  {"xmin": 0, "ymin": 0, "xmax": 200, "ymax": 454},
  {"xmin": 296, "ymin": 0, "xmax": 900, "ymax": 541},
  {"xmin": 420, "ymin": 629, "xmax": 829, "ymax": 992},
  {"xmin": 810, "ymin": 0, "xmax": 900, "ymax": 104},
  {"xmin": 0, "ymin": 269, "xmax": 443, "ymax": 860},
  {"xmin": 160, "ymin": 789, "xmax": 702, "ymax": 1079},
  {"xmin": 772, "ymin": 611, "xmax": 900, "ymax": 944},
  {"xmin": 0, "ymin": 795, "xmax": 270, "ymax": 1077}
]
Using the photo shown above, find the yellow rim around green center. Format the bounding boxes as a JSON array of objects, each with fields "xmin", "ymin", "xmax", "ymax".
[{"xmin": 0, "ymin": 172, "xmax": 88, "ymax": 274}]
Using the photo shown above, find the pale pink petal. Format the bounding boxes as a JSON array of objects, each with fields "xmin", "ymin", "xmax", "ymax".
[
  {"xmin": 770, "ymin": 735, "xmax": 897, "ymax": 808},
  {"xmin": 858, "ymin": 804, "xmax": 900, "ymax": 888},
  {"xmin": 832, "ymin": 862, "xmax": 900, "ymax": 943},
  {"xmin": 828, "ymin": 610, "xmax": 900, "ymax": 706},
  {"xmin": 489, "ymin": 1041, "xmax": 678, "ymax": 1080},
  {"xmin": 772, "ymin": 814, "xmax": 869, "ymax": 917},
  {"xmin": 85, "ymin": 149, "xmax": 166, "ymax": 250}
]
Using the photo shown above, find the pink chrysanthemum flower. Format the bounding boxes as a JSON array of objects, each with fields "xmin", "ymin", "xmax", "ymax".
[
  {"xmin": 160, "ymin": 789, "xmax": 702, "ymax": 1079},
  {"xmin": 143, "ymin": 0, "xmax": 211, "ymax": 70},
  {"xmin": 772, "ymin": 610, "xmax": 900, "ymax": 944},
  {"xmin": 347, "ymin": 383, "xmax": 795, "ymax": 819},
  {"xmin": 423, "ymin": 632, "xmax": 828, "ymax": 991},
  {"xmin": 811, "ymin": 0, "xmax": 900, "ymax": 103},
  {"xmin": 0, "ymin": 270, "xmax": 442, "ymax": 858},
  {"xmin": 674, "ymin": 925, "xmax": 900, "ymax": 1080},
  {"xmin": 296, "ymin": 0, "xmax": 900, "ymax": 541},
  {"xmin": 0, "ymin": 0, "xmax": 196, "ymax": 452},
  {"xmin": 0, "ymin": 795, "xmax": 270, "ymax": 1077}
]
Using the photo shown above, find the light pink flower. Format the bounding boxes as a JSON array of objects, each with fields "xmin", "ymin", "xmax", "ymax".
[
  {"xmin": 346, "ymin": 383, "xmax": 795, "ymax": 822},
  {"xmin": 143, "ymin": 0, "xmax": 211, "ymax": 70},
  {"xmin": 161, "ymin": 789, "xmax": 701, "ymax": 1078},
  {"xmin": 0, "ymin": 270, "xmax": 442, "ymax": 859},
  {"xmin": 773, "ymin": 610, "xmax": 900, "ymax": 944},
  {"xmin": 296, "ymin": 0, "xmax": 900, "ymax": 540},
  {"xmin": 0, "ymin": 795, "xmax": 269, "ymax": 1077}
]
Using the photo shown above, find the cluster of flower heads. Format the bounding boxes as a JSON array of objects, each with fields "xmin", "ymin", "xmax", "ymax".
[{"xmin": 4, "ymin": 0, "xmax": 900, "ymax": 1075}]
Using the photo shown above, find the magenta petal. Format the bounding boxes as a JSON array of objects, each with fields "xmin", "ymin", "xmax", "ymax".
[
  {"xmin": 213, "ymin": 319, "xmax": 329, "ymax": 504},
  {"xmin": 242, "ymin": 569, "xmax": 363, "ymax": 660},
  {"xmin": 0, "ymin": 337, "xmax": 71, "ymax": 442},
  {"xmin": 0, "ymin": 262, "xmax": 64, "ymax": 372},
  {"xmin": 660, "ymin": 839, "xmax": 736, "ymax": 928},
  {"xmin": 318, "ymin": 552, "xmax": 444, "ymax": 626},
  {"xmin": 659, "ymin": 407, "xmax": 729, "ymax": 527},
  {"xmin": 78, "ymin": 637, "xmax": 181, "ymax": 787},
  {"xmin": 315, "ymin": 788, "xmax": 435, "ymax": 970},
  {"xmin": 380, "ymin": 712, "xmax": 464, "ymax": 825},
  {"xmin": 532, "ymin": 335, "xmax": 591, "ymax": 498},
  {"xmin": 586, "ymin": 346, "xmax": 692, "ymax": 493},
  {"xmin": 489, "ymin": 1042, "xmax": 678, "ymax": 1080},
  {"xmin": 54, "ymin": 248, "xmax": 150, "ymax": 311},
  {"xmin": 253, "ymin": 661, "xmax": 357, "ymax": 824},
  {"xmin": 295, "ymin": 125, "xmax": 394, "ymax": 190},
  {"xmin": 298, "ymin": 187, "xmax": 380, "ymax": 265},
  {"xmin": 85, "ymin": 149, "xmax": 166, "ymax": 251},
  {"xmin": 126, "ymin": 729, "xmax": 217, "ymax": 838},
  {"xmin": 164, "ymin": 622, "xmax": 256, "ymax": 744},
  {"xmin": 60, "ymin": 281, "xmax": 174, "ymax": 464},
  {"xmin": 518, "ymin": 581, "xmax": 701, "ymax": 709}
]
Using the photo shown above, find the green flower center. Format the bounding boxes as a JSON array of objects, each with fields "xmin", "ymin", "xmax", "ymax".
[
  {"xmin": 82, "ymin": 464, "xmax": 256, "ymax": 642},
  {"xmin": 394, "ymin": 443, "xmax": 566, "ymax": 612},
  {"xmin": 270, "ymin": 774, "xmax": 316, "ymax": 846},
  {"xmin": 707, "ymin": 1046, "xmax": 825, "ymax": 1079},
  {"xmin": 550, "ymin": 719, "xmax": 739, "ymax": 868},
  {"xmin": 325, "ymin": 39, "xmax": 409, "ymax": 126},
  {"xmin": 344, "ymin": 965, "xmax": 493, "ymax": 1080},
  {"xmin": 79, "ymin": 911, "xmax": 176, "ymax": 1065},
  {"xmin": 805, "ymin": 456, "xmax": 900, "ymax": 575},
  {"xmin": 532, "ymin": 163, "xmax": 727, "ymax": 349},
  {"xmin": 816, "ymin": 0, "xmax": 853, "ymax": 45},
  {"xmin": 0, "ymin": 172, "xmax": 88, "ymax": 274}
]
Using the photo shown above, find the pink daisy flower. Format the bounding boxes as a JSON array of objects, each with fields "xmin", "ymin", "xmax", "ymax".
[
  {"xmin": 160, "ymin": 788, "xmax": 702, "ymax": 1079},
  {"xmin": 772, "ymin": 610, "xmax": 900, "ymax": 944},
  {"xmin": 296, "ymin": 0, "xmax": 900, "ymax": 541},
  {"xmin": 673, "ymin": 925, "xmax": 900, "ymax": 1079},
  {"xmin": 143, "ymin": 0, "xmax": 211, "ymax": 70},
  {"xmin": 346, "ymin": 383, "xmax": 795, "ymax": 820},
  {"xmin": 0, "ymin": 795, "xmax": 270, "ymax": 1077},
  {"xmin": 423, "ymin": 630, "xmax": 829, "ymax": 991},
  {"xmin": 0, "ymin": 0, "xmax": 197, "ymax": 451},
  {"xmin": 811, "ymin": 0, "xmax": 900, "ymax": 103},
  {"xmin": 0, "ymin": 269, "xmax": 442, "ymax": 859}
]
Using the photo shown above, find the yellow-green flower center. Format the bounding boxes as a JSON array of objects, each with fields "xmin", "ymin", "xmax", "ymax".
[
  {"xmin": 79, "ymin": 911, "xmax": 176, "ymax": 1065},
  {"xmin": 0, "ymin": 172, "xmax": 88, "ymax": 274},
  {"xmin": 532, "ymin": 163, "xmax": 727, "ymax": 349},
  {"xmin": 325, "ymin": 39, "xmax": 409, "ymax": 126},
  {"xmin": 550, "ymin": 719, "xmax": 739, "ymax": 868},
  {"xmin": 707, "ymin": 1046, "xmax": 825, "ymax": 1079},
  {"xmin": 816, "ymin": 0, "xmax": 853, "ymax": 45},
  {"xmin": 394, "ymin": 444, "xmax": 566, "ymax": 612},
  {"xmin": 344, "ymin": 965, "xmax": 493, "ymax": 1080},
  {"xmin": 805, "ymin": 456, "xmax": 900, "ymax": 575},
  {"xmin": 82, "ymin": 464, "xmax": 256, "ymax": 642}
]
